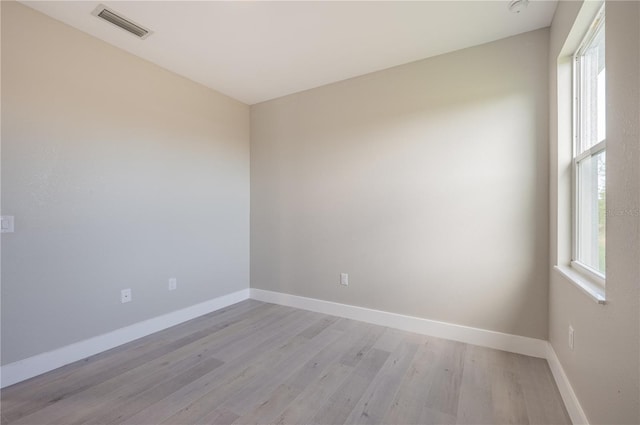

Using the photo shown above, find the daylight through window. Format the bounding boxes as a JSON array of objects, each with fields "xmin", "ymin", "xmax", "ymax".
[{"xmin": 573, "ymin": 7, "xmax": 606, "ymax": 279}]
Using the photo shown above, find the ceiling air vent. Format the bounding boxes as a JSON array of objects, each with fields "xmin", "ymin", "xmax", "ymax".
[{"xmin": 91, "ymin": 5, "xmax": 152, "ymax": 39}]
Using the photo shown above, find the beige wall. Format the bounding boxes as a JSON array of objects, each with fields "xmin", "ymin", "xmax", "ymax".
[
  {"xmin": 1, "ymin": 2, "xmax": 250, "ymax": 364},
  {"xmin": 251, "ymin": 29, "xmax": 550, "ymax": 340},
  {"xmin": 549, "ymin": 1, "xmax": 640, "ymax": 424}
]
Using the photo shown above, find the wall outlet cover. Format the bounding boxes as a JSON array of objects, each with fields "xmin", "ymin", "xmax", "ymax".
[
  {"xmin": 1, "ymin": 216, "xmax": 15, "ymax": 233},
  {"xmin": 121, "ymin": 288, "xmax": 132, "ymax": 303},
  {"xmin": 568, "ymin": 325, "xmax": 574, "ymax": 350}
]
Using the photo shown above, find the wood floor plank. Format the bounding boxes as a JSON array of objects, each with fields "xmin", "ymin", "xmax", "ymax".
[
  {"xmin": 232, "ymin": 319, "xmax": 376, "ymax": 424},
  {"xmin": 83, "ymin": 356, "xmax": 225, "ymax": 425},
  {"xmin": 371, "ymin": 327, "xmax": 409, "ymax": 352},
  {"xmin": 456, "ymin": 345, "xmax": 496, "ymax": 424},
  {"xmin": 423, "ymin": 338, "xmax": 467, "ymax": 418},
  {"xmin": 161, "ymin": 312, "xmax": 337, "ymax": 424},
  {"xmin": 516, "ymin": 355, "xmax": 572, "ymax": 425},
  {"xmin": 345, "ymin": 338, "xmax": 420, "ymax": 425},
  {"xmin": 220, "ymin": 327, "xmax": 344, "ymax": 417},
  {"xmin": 8, "ymin": 304, "xmax": 291, "ymax": 425},
  {"xmin": 490, "ymin": 367, "xmax": 530, "ymax": 425},
  {"xmin": 310, "ymin": 348, "xmax": 390, "ymax": 425},
  {"xmin": 298, "ymin": 315, "xmax": 339, "ymax": 339},
  {"xmin": 75, "ymin": 356, "xmax": 224, "ymax": 425},
  {"xmin": 269, "ymin": 323, "xmax": 387, "ymax": 425},
  {"xmin": 2, "ymin": 300, "xmax": 260, "ymax": 402},
  {"xmin": 338, "ymin": 322, "xmax": 386, "ymax": 367},
  {"xmin": 383, "ymin": 337, "xmax": 439, "ymax": 424},
  {"xmin": 1, "ymin": 302, "xmax": 571, "ymax": 425},
  {"xmin": 12, "ymin": 341, "xmax": 225, "ymax": 425},
  {"xmin": 3, "ymin": 300, "xmax": 259, "ymax": 398},
  {"xmin": 274, "ymin": 362, "xmax": 354, "ymax": 425},
  {"xmin": 198, "ymin": 408, "xmax": 239, "ymax": 425},
  {"xmin": 458, "ymin": 345, "xmax": 530, "ymax": 425},
  {"xmin": 13, "ymin": 305, "xmax": 291, "ymax": 425},
  {"xmin": 119, "ymin": 309, "xmax": 316, "ymax": 425},
  {"xmin": 419, "ymin": 407, "xmax": 457, "ymax": 425},
  {"xmin": 1, "ymin": 300, "xmax": 266, "ymax": 423},
  {"xmin": 193, "ymin": 306, "xmax": 301, "ymax": 362}
]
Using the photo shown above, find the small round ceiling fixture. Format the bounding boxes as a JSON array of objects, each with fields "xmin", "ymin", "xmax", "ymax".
[{"xmin": 508, "ymin": 0, "xmax": 529, "ymax": 14}]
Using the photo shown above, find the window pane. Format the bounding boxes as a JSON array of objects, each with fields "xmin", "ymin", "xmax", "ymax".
[
  {"xmin": 578, "ymin": 24, "xmax": 606, "ymax": 152},
  {"xmin": 576, "ymin": 150, "xmax": 606, "ymax": 273}
]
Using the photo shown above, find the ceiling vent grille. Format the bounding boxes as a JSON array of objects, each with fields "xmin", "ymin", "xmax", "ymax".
[{"xmin": 92, "ymin": 5, "xmax": 152, "ymax": 39}]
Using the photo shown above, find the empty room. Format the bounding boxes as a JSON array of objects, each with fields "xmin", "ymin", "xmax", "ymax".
[{"xmin": 1, "ymin": 0, "xmax": 638, "ymax": 424}]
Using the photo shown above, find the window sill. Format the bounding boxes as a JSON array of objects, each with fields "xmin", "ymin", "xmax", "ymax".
[{"xmin": 554, "ymin": 265, "xmax": 606, "ymax": 304}]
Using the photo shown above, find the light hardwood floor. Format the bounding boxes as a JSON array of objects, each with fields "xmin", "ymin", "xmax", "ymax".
[{"xmin": 0, "ymin": 300, "xmax": 570, "ymax": 425}]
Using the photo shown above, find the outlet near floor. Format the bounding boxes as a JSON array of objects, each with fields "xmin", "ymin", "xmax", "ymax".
[
  {"xmin": 169, "ymin": 278, "xmax": 177, "ymax": 291},
  {"xmin": 121, "ymin": 288, "xmax": 132, "ymax": 303},
  {"xmin": 568, "ymin": 325, "xmax": 574, "ymax": 350}
]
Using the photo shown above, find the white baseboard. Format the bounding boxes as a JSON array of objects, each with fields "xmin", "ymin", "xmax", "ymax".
[
  {"xmin": 249, "ymin": 288, "xmax": 548, "ymax": 359},
  {"xmin": 546, "ymin": 343, "xmax": 589, "ymax": 425},
  {"xmin": 0, "ymin": 289, "xmax": 250, "ymax": 388}
]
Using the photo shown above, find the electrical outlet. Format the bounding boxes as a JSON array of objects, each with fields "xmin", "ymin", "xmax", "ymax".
[
  {"xmin": 1, "ymin": 216, "xmax": 15, "ymax": 233},
  {"xmin": 568, "ymin": 325, "xmax": 574, "ymax": 350},
  {"xmin": 121, "ymin": 288, "xmax": 132, "ymax": 303},
  {"xmin": 340, "ymin": 273, "xmax": 349, "ymax": 286},
  {"xmin": 169, "ymin": 278, "xmax": 177, "ymax": 291}
]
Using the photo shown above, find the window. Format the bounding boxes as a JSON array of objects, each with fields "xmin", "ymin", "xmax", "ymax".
[{"xmin": 573, "ymin": 7, "xmax": 606, "ymax": 280}]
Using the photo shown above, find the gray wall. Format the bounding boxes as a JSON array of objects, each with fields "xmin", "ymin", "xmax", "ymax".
[
  {"xmin": 251, "ymin": 29, "xmax": 550, "ymax": 340},
  {"xmin": 549, "ymin": 1, "xmax": 640, "ymax": 423},
  {"xmin": 1, "ymin": 2, "xmax": 250, "ymax": 364}
]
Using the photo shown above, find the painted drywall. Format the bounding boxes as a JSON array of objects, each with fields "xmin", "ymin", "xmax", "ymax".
[
  {"xmin": 251, "ymin": 29, "xmax": 550, "ymax": 340},
  {"xmin": 1, "ymin": 2, "xmax": 250, "ymax": 364},
  {"xmin": 548, "ymin": 1, "xmax": 640, "ymax": 423}
]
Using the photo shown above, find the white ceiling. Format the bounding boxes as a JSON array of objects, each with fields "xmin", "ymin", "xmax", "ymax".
[{"xmin": 20, "ymin": 1, "xmax": 558, "ymax": 105}]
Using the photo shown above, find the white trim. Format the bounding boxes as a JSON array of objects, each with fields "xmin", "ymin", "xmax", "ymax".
[
  {"xmin": 554, "ymin": 265, "xmax": 606, "ymax": 304},
  {"xmin": 0, "ymin": 289, "xmax": 250, "ymax": 388},
  {"xmin": 569, "ymin": 260, "xmax": 605, "ymax": 287},
  {"xmin": 547, "ymin": 342, "xmax": 590, "ymax": 425},
  {"xmin": 249, "ymin": 288, "xmax": 548, "ymax": 359},
  {"xmin": 571, "ymin": 4, "xmax": 607, "ymax": 279}
]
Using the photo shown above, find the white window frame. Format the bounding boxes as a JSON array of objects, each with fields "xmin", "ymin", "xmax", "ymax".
[{"xmin": 571, "ymin": 6, "xmax": 606, "ymax": 287}]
